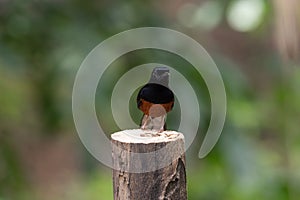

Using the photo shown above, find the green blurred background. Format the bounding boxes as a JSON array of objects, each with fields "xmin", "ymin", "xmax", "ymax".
[{"xmin": 0, "ymin": 0, "xmax": 300, "ymax": 199}]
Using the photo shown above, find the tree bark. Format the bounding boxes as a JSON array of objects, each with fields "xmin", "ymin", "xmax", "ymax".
[{"xmin": 111, "ymin": 129, "xmax": 187, "ymax": 200}]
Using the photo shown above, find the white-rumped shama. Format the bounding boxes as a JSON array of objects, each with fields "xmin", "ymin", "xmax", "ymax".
[{"xmin": 137, "ymin": 67, "xmax": 174, "ymax": 132}]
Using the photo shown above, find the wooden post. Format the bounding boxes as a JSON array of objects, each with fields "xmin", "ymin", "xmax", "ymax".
[{"xmin": 111, "ymin": 129, "xmax": 187, "ymax": 200}]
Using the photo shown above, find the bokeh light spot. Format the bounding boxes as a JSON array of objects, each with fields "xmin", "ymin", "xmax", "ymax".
[
  {"xmin": 178, "ymin": 1, "xmax": 222, "ymax": 30},
  {"xmin": 227, "ymin": 0, "xmax": 265, "ymax": 32}
]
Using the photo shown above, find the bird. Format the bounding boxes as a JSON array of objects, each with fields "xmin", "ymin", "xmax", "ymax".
[{"xmin": 137, "ymin": 67, "xmax": 174, "ymax": 132}]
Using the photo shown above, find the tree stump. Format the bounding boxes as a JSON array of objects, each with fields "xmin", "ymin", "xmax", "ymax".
[{"xmin": 111, "ymin": 129, "xmax": 187, "ymax": 200}]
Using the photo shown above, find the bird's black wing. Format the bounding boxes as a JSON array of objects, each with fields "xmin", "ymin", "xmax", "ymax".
[{"xmin": 137, "ymin": 83, "xmax": 174, "ymax": 105}]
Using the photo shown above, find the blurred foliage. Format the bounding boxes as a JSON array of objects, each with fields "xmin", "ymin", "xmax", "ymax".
[
  {"xmin": 0, "ymin": 0, "xmax": 300, "ymax": 199},
  {"xmin": 0, "ymin": 132, "xmax": 26, "ymax": 200}
]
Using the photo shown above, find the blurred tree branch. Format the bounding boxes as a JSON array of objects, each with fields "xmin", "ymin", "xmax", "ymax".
[{"xmin": 274, "ymin": 0, "xmax": 300, "ymax": 63}]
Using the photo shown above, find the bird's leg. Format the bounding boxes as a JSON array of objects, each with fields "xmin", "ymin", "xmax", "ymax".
[
  {"xmin": 158, "ymin": 114, "xmax": 166, "ymax": 133},
  {"xmin": 141, "ymin": 114, "xmax": 150, "ymax": 130}
]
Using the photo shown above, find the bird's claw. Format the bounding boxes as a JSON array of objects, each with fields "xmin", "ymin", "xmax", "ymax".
[{"xmin": 158, "ymin": 128, "xmax": 164, "ymax": 133}]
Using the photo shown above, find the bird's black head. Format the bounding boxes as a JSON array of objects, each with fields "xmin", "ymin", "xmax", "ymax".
[{"xmin": 149, "ymin": 67, "xmax": 170, "ymax": 87}]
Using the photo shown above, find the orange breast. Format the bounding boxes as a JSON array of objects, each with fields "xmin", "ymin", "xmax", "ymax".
[{"xmin": 139, "ymin": 99, "xmax": 174, "ymax": 117}]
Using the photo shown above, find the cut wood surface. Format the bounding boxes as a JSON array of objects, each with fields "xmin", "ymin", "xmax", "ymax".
[{"xmin": 111, "ymin": 129, "xmax": 187, "ymax": 200}]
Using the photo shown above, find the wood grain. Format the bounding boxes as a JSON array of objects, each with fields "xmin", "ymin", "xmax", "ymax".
[{"xmin": 111, "ymin": 129, "xmax": 187, "ymax": 200}]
